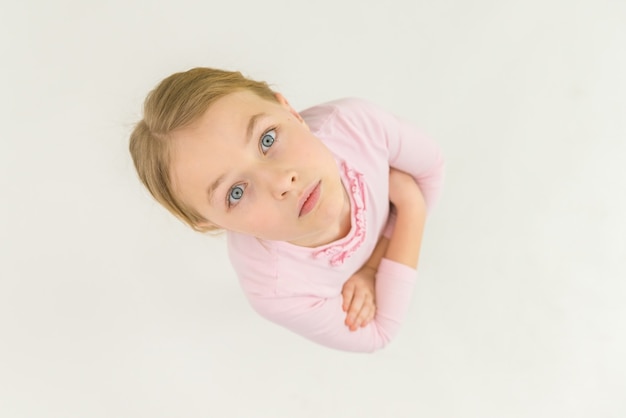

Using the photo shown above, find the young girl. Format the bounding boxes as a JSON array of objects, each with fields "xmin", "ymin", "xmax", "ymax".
[{"xmin": 129, "ymin": 67, "xmax": 445, "ymax": 352}]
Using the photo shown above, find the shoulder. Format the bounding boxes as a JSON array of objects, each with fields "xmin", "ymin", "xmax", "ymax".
[
  {"xmin": 300, "ymin": 97, "xmax": 385, "ymax": 126},
  {"xmin": 302, "ymin": 98, "xmax": 397, "ymax": 155},
  {"xmin": 227, "ymin": 232, "xmax": 278, "ymax": 293},
  {"xmin": 300, "ymin": 99, "xmax": 395, "ymax": 152}
]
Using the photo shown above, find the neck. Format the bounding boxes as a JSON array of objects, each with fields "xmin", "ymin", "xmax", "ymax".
[
  {"xmin": 335, "ymin": 184, "xmax": 352, "ymax": 238},
  {"xmin": 314, "ymin": 182, "xmax": 352, "ymax": 245}
]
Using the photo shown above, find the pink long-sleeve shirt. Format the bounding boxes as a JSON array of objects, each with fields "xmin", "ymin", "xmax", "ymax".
[{"xmin": 227, "ymin": 98, "xmax": 445, "ymax": 352}]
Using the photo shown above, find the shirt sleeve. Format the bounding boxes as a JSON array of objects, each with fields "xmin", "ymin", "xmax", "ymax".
[
  {"xmin": 244, "ymin": 258, "xmax": 417, "ymax": 353},
  {"xmin": 336, "ymin": 98, "xmax": 445, "ymax": 238},
  {"xmin": 340, "ymin": 98, "xmax": 446, "ymax": 212}
]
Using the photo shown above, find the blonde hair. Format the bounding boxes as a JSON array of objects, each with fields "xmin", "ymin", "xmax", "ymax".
[{"xmin": 129, "ymin": 67, "xmax": 278, "ymax": 233}]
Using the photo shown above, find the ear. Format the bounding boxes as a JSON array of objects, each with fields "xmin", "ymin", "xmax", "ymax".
[{"xmin": 274, "ymin": 93, "xmax": 308, "ymax": 127}]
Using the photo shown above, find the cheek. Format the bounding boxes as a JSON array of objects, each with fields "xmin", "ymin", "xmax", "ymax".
[
  {"xmin": 242, "ymin": 208, "xmax": 276, "ymax": 229},
  {"xmin": 244, "ymin": 215, "xmax": 283, "ymax": 238},
  {"xmin": 291, "ymin": 137, "xmax": 322, "ymax": 161}
]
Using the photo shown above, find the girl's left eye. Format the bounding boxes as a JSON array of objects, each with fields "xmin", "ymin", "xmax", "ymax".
[
  {"xmin": 228, "ymin": 184, "xmax": 246, "ymax": 207},
  {"xmin": 259, "ymin": 129, "xmax": 276, "ymax": 153}
]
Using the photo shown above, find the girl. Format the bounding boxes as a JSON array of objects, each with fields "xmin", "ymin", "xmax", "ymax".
[{"xmin": 129, "ymin": 67, "xmax": 445, "ymax": 352}]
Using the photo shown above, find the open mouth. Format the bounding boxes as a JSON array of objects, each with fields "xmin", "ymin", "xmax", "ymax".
[{"xmin": 299, "ymin": 181, "xmax": 321, "ymax": 217}]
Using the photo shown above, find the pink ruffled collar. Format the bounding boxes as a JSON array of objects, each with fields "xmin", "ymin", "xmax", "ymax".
[{"xmin": 311, "ymin": 161, "xmax": 367, "ymax": 266}]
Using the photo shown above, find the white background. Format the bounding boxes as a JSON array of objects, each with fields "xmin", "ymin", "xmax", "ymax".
[{"xmin": 1, "ymin": 1, "xmax": 625, "ymax": 417}]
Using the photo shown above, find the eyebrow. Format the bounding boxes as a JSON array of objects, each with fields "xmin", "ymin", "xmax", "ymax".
[
  {"xmin": 246, "ymin": 113, "xmax": 266, "ymax": 146},
  {"xmin": 207, "ymin": 174, "xmax": 225, "ymax": 205},
  {"xmin": 206, "ymin": 112, "xmax": 267, "ymax": 206}
]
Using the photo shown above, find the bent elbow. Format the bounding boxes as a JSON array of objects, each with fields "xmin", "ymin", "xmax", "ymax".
[{"xmin": 348, "ymin": 324, "xmax": 399, "ymax": 353}]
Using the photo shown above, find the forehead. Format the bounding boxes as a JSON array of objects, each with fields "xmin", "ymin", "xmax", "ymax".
[
  {"xmin": 172, "ymin": 90, "xmax": 273, "ymax": 145},
  {"xmin": 193, "ymin": 90, "xmax": 277, "ymax": 129}
]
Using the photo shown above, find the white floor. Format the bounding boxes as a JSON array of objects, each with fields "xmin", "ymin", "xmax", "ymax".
[{"xmin": 1, "ymin": 1, "xmax": 624, "ymax": 417}]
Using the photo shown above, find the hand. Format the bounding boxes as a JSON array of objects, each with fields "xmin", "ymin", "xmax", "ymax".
[
  {"xmin": 341, "ymin": 265, "xmax": 377, "ymax": 331},
  {"xmin": 388, "ymin": 168, "xmax": 425, "ymax": 210}
]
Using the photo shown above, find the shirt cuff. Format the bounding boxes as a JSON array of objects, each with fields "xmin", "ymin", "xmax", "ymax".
[{"xmin": 377, "ymin": 257, "xmax": 417, "ymax": 281}]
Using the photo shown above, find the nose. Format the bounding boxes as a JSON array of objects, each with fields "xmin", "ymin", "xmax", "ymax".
[{"xmin": 260, "ymin": 166, "xmax": 298, "ymax": 199}]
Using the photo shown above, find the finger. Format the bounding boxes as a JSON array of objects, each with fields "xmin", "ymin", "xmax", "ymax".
[
  {"xmin": 345, "ymin": 293, "xmax": 366, "ymax": 327},
  {"xmin": 341, "ymin": 282, "xmax": 355, "ymax": 312},
  {"xmin": 352, "ymin": 299, "xmax": 373, "ymax": 330},
  {"xmin": 361, "ymin": 305, "xmax": 376, "ymax": 327},
  {"xmin": 357, "ymin": 297, "xmax": 377, "ymax": 329},
  {"xmin": 346, "ymin": 293, "xmax": 367, "ymax": 328}
]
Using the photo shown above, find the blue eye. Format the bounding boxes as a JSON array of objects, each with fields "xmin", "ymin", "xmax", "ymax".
[
  {"xmin": 228, "ymin": 184, "xmax": 245, "ymax": 207},
  {"xmin": 260, "ymin": 129, "xmax": 276, "ymax": 153}
]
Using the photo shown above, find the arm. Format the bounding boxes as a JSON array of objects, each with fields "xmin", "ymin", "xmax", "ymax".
[
  {"xmin": 342, "ymin": 168, "xmax": 426, "ymax": 331},
  {"xmin": 243, "ymin": 254, "xmax": 420, "ymax": 353},
  {"xmin": 348, "ymin": 98, "xmax": 444, "ymax": 242},
  {"xmin": 341, "ymin": 235, "xmax": 389, "ymax": 331},
  {"xmin": 383, "ymin": 108, "xmax": 444, "ymax": 213},
  {"xmin": 385, "ymin": 168, "xmax": 426, "ymax": 269},
  {"xmin": 340, "ymin": 98, "xmax": 439, "ymax": 329},
  {"xmin": 341, "ymin": 98, "xmax": 446, "ymax": 211},
  {"xmin": 234, "ymin": 173, "xmax": 428, "ymax": 353}
]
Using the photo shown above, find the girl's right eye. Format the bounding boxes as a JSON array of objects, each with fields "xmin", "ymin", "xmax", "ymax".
[{"xmin": 228, "ymin": 184, "xmax": 246, "ymax": 207}]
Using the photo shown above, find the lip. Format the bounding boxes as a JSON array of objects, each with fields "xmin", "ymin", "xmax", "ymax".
[{"xmin": 298, "ymin": 181, "xmax": 321, "ymax": 217}]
